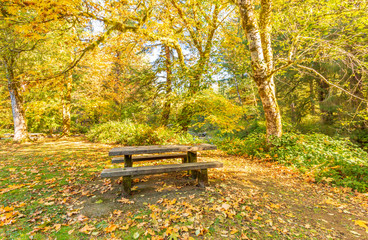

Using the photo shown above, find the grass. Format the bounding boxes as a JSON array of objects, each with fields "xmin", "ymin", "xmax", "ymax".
[{"xmin": 0, "ymin": 137, "xmax": 368, "ymax": 239}]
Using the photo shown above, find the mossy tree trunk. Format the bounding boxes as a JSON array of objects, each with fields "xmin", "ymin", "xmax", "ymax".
[
  {"xmin": 5, "ymin": 56, "xmax": 29, "ymax": 141},
  {"xmin": 238, "ymin": 0, "xmax": 282, "ymax": 138}
]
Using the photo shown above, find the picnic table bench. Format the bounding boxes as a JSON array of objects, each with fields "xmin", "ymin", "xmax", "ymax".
[{"xmin": 100, "ymin": 144, "xmax": 222, "ymax": 195}]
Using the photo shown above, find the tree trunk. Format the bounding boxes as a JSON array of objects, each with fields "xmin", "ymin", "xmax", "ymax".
[
  {"xmin": 236, "ymin": 76, "xmax": 243, "ymax": 105},
  {"xmin": 349, "ymin": 70, "xmax": 363, "ymax": 110},
  {"xmin": 5, "ymin": 57, "xmax": 28, "ymax": 141},
  {"xmin": 161, "ymin": 45, "xmax": 172, "ymax": 126},
  {"xmin": 170, "ymin": 1, "xmax": 220, "ymax": 131},
  {"xmin": 238, "ymin": 0, "xmax": 282, "ymax": 138},
  {"xmin": 317, "ymin": 79, "xmax": 333, "ymax": 124},
  {"xmin": 62, "ymin": 73, "xmax": 72, "ymax": 136},
  {"xmin": 310, "ymin": 79, "xmax": 315, "ymax": 114},
  {"xmin": 256, "ymin": 75, "xmax": 282, "ymax": 137}
]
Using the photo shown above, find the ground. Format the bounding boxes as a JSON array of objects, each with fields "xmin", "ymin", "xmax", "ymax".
[{"xmin": 0, "ymin": 137, "xmax": 367, "ymax": 239}]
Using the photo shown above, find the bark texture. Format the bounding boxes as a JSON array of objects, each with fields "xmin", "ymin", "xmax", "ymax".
[
  {"xmin": 238, "ymin": 0, "xmax": 282, "ymax": 138},
  {"xmin": 5, "ymin": 57, "xmax": 28, "ymax": 141}
]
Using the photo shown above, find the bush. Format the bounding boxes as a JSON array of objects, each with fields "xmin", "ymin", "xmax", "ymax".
[
  {"xmin": 86, "ymin": 120, "xmax": 198, "ymax": 145},
  {"xmin": 218, "ymin": 132, "xmax": 368, "ymax": 192}
]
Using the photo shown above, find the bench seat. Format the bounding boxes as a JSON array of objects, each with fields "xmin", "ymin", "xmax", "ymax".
[
  {"xmin": 101, "ymin": 161, "xmax": 223, "ymax": 195},
  {"xmin": 101, "ymin": 161, "xmax": 222, "ymax": 177},
  {"xmin": 111, "ymin": 153, "xmax": 187, "ymax": 164}
]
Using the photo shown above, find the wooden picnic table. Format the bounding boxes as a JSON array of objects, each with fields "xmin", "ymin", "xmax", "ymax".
[{"xmin": 101, "ymin": 144, "xmax": 222, "ymax": 195}]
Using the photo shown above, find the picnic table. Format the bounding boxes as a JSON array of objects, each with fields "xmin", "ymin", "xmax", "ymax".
[{"xmin": 100, "ymin": 144, "xmax": 223, "ymax": 195}]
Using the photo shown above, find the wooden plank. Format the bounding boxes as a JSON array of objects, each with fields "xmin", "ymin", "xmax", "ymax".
[
  {"xmin": 112, "ymin": 153, "xmax": 187, "ymax": 163},
  {"xmin": 109, "ymin": 144, "xmax": 217, "ymax": 156},
  {"xmin": 100, "ymin": 161, "xmax": 223, "ymax": 178}
]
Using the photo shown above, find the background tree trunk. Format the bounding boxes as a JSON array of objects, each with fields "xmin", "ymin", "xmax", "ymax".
[
  {"xmin": 5, "ymin": 57, "xmax": 28, "ymax": 141},
  {"xmin": 161, "ymin": 45, "xmax": 172, "ymax": 126},
  {"xmin": 62, "ymin": 72, "xmax": 72, "ymax": 136},
  {"xmin": 310, "ymin": 79, "xmax": 315, "ymax": 114},
  {"xmin": 317, "ymin": 79, "xmax": 334, "ymax": 124}
]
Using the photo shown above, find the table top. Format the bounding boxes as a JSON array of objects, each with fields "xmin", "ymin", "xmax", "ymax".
[{"xmin": 109, "ymin": 144, "xmax": 217, "ymax": 156}]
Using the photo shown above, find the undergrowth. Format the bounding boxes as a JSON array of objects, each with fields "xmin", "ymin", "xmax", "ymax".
[
  {"xmin": 86, "ymin": 120, "xmax": 198, "ymax": 145},
  {"xmin": 218, "ymin": 132, "xmax": 368, "ymax": 192}
]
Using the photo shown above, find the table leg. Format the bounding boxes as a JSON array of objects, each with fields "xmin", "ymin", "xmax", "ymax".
[
  {"xmin": 187, "ymin": 151, "xmax": 197, "ymax": 179},
  {"xmin": 123, "ymin": 155, "xmax": 132, "ymax": 195},
  {"xmin": 198, "ymin": 169, "xmax": 208, "ymax": 187}
]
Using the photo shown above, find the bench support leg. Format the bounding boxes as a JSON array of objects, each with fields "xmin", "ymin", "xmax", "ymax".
[
  {"xmin": 182, "ymin": 155, "xmax": 188, "ymax": 163},
  {"xmin": 197, "ymin": 169, "xmax": 208, "ymax": 187},
  {"xmin": 187, "ymin": 151, "xmax": 197, "ymax": 179},
  {"xmin": 122, "ymin": 155, "xmax": 132, "ymax": 195},
  {"xmin": 182, "ymin": 155, "xmax": 189, "ymax": 175}
]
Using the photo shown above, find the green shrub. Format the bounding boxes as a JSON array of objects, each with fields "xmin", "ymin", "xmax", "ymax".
[
  {"xmin": 86, "ymin": 120, "xmax": 198, "ymax": 145},
  {"xmin": 0, "ymin": 129, "xmax": 12, "ymax": 137},
  {"xmin": 218, "ymin": 132, "xmax": 368, "ymax": 192}
]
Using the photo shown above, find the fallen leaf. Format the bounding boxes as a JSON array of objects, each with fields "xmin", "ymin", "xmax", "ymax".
[
  {"xmin": 133, "ymin": 232, "xmax": 140, "ymax": 239},
  {"xmin": 353, "ymin": 220, "xmax": 368, "ymax": 233},
  {"xmin": 230, "ymin": 228, "xmax": 238, "ymax": 234},
  {"xmin": 53, "ymin": 224, "xmax": 61, "ymax": 231},
  {"xmin": 104, "ymin": 223, "xmax": 118, "ymax": 233},
  {"xmin": 117, "ymin": 197, "xmax": 134, "ymax": 204},
  {"xmin": 79, "ymin": 224, "xmax": 95, "ymax": 234},
  {"xmin": 221, "ymin": 203, "xmax": 231, "ymax": 210}
]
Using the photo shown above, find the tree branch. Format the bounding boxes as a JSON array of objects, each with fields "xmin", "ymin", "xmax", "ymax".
[
  {"xmin": 170, "ymin": 0, "xmax": 203, "ymax": 54},
  {"xmin": 296, "ymin": 64, "xmax": 367, "ymax": 102}
]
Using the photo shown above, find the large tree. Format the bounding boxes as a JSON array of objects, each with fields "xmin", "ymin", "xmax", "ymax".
[
  {"xmin": 237, "ymin": 0, "xmax": 282, "ymax": 138},
  {"xmin": 236, "ymin": 0, "xmax": 367, "ymax": 138}
]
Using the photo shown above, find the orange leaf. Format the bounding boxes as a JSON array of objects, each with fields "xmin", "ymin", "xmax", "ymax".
[
  {"xmin": 104, "ymin": 223, "xmax": 118, "ymax": 233},
  {"xmin": 79, "ymin": 224, "xmax": 95, "ymax": 234}
]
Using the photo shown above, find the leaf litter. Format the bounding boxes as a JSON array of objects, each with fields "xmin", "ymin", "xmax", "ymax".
[{"xmin": 0, "ymin": 138, "xmax": 367, "ymax": 239}]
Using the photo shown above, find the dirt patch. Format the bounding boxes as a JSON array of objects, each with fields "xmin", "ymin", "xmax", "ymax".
[{"xmin": 80, "ymin": 173, "xmax": 208, "ymax": 218}]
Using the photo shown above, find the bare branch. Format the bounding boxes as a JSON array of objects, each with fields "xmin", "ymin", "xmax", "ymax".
[{"xmin": 296, "ymin": 64, "xmax": 367, "ymax": 103}]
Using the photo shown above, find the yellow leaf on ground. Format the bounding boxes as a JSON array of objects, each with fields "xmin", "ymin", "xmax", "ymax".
[
  {"xmin": 230, "ymin": 228, "xmax": 238, "ymax": 234},
  {"xmin": 120, "ymin": 224, "xmax": 130, "ymax": 230},
  {"xmin": 53, "ymin": 224, "xmax": 61, "ymax": 231},
  {"xmin": 353, "ymin": 220, "xmax": 368, "ymax": 233}
]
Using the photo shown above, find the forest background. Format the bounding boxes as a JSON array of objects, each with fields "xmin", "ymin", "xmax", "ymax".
[{"xmin": 1, "ymin": 0, "xmax": 368, "ymax": 192}]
